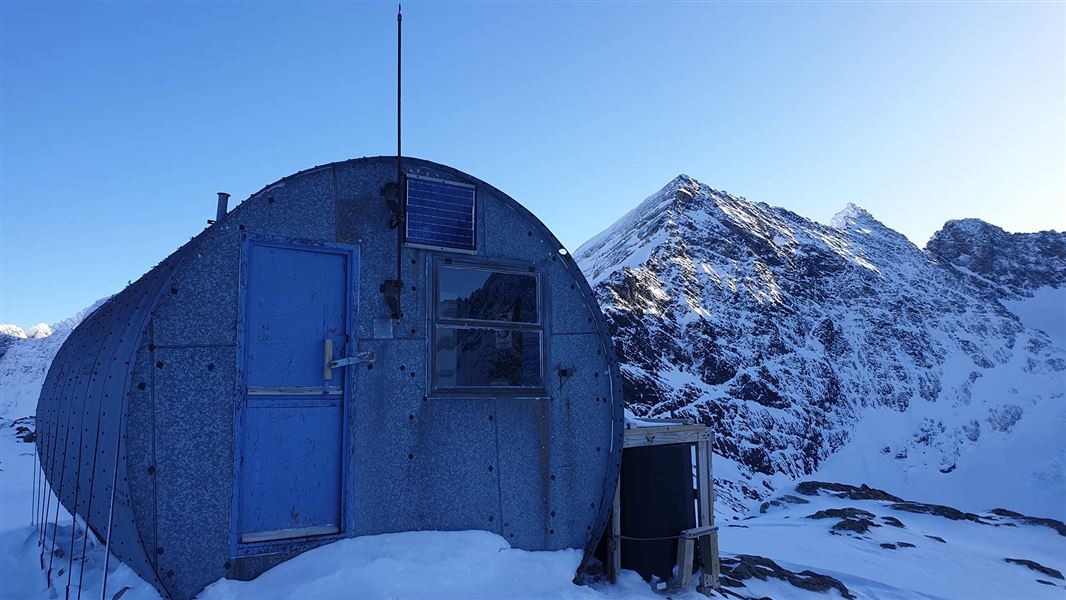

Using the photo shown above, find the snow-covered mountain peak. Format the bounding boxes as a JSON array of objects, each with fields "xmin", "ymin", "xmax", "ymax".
[
  {"xmin": 577, "ymin": 175, "xmax": 1066, "ymax": 518},
  {"xmin": 830, "ymin": 202, "xmax": 877, "ymax": 229},
  {"xmin": 0, "ymin": 324, "xmax": 28, "ymax": 339},
  {"xmin": 24, "ymin": 323, "xmax": 52, "ymax": 338}
]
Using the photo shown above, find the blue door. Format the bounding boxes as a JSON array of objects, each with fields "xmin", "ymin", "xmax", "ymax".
[{"xmin": 239, "ymin": 240, "xmax": 355, "ymax": 544}]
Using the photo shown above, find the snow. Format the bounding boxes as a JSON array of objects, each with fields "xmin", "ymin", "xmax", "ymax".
[
  {"xmin": 23, "ymin": 324, "xmax": 52, "ymax": 339},
  {"xmin": 201, "ymin": 531, "xmax": 695, "ymax": 600},
  {"xmin": 724, "ymin": 488, "xmax": 1066, "ymax": 600},
  {"xmin": 1002, "ymin": 286, "xmax": 1066, "ymax": 350},
  {"xmin": 0, "ymin": 418, "xmax": 701, "ymax": 600},
  {"xmin": 0, "ymin": 325, "xmax": 28, "ymax": 339}
]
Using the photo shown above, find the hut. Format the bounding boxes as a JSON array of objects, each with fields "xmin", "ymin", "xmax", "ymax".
[{"xmin": 34, "ymin": 157, "xmax": 624, "ymax": 600}]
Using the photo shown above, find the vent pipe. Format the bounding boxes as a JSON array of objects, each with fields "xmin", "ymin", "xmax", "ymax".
[{"xmin": 215, "ymin": 192, "xmax": 230, "ymax": 222}]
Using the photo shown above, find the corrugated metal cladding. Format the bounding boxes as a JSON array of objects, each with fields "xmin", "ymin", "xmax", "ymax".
[{"xmin": 35, "ymin": 157, "xmax": 624, "ymax": 600}]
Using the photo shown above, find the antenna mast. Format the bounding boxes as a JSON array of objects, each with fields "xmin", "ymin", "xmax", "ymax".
[
  {"xmin": 397, "ymin": 3, "xmax": 402, "ymax": 182},
  {"xmin": 380, "ymin": 3, "xmax": 405, "ymax": 321}
]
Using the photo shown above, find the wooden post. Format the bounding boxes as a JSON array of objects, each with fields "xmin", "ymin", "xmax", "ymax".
[
  {"xmin": 673, "ymin": 538, "xmax": 695, "ymax": 589},
  {"xmin": 609, "ymin": 475, "xmax": 621, "ymax": 583},
  {"xmin": 695, "ymin": 433, "xmax": 720, "ymax": 594}
]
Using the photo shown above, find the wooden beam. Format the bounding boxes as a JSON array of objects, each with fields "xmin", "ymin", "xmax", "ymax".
[{"xmin": 623, "ymin": 424, "xmax": 711, "ymax": 448}]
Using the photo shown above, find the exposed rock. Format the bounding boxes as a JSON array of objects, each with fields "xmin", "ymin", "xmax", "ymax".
[
  {"xmin": 831, "ymin": 518, "xmax": 877, "ymax": 534},
  {"xmin": 897, "ymin": 542, "xmax": 916, "ymax": 548},
  {"xmin": 926, "ymin": 219, "xmax": 1066, "ymax": 297},
  {"xmin": 990, "ymin": 508, "xmax": 1066, "ymax": 537},
  {"xmin": 925, "ymin": 535, "xmax": 947, "ymax": 543},
  {"xmin": 880, "ymin": 543, "xmax": 897, "ymax": 550},
  {"xmin": 880, "ymin": 516, "xmax": 906, "ymax": 528},
  {"xmin": 890, "ymin": 501, "xmax": 988, "ymax": 523},
  {"xmin": 758, "ymin": 494, "xmax": 810, "ymax": 513},
  {"xmin": 1004, "ymin": 558, "xmax": 1064, "ymax": 580},
  {"xmin": 719, "ymin": 554, "xmax": 856, "ymax": 599},
  {"xmin": 11, "ymin": 416, "xmax": 35, "ymax": 443},
  {"xmin": 796, "ymin": 481, "xmax": 903, "ymax": 502},
  {"xmin": 806, "ymin": 508, "xmax": 876, "ymax": 521}
]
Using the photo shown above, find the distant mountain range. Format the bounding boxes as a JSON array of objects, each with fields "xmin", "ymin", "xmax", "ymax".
[{"xmin": 575, "ymin": 175, "xmax": 1065, "ymax": 519}]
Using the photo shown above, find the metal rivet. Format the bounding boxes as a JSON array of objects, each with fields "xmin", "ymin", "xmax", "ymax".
[
  {"xmin": 156, "ymin": 361, "xmax": 164, "ymax": 369},
  {"xmin": 488, "ymin": 465, "xmax": 494, "ymax": 472},
  {"xmin": 207, "ymin": 363, "xmax": 215, "ymax": 371},
  {"xmin": 408, "ymin": 453, "xmax": 414, "ymax": 460}
]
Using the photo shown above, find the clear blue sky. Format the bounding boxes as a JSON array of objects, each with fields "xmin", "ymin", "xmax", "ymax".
[{"xmin": 2, "ymin": 1, "xmax": 1063, "ymax": 328}]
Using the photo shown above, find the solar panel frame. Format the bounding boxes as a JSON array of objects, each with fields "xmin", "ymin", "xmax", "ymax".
[{"xmin": 405, "ymin": 174, "xmax": 477, "ymax": 253}]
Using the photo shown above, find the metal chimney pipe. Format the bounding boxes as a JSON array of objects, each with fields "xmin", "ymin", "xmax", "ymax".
[{"xmin": 215, "ymin": 192, "xmax": 230, "ymax": 222}]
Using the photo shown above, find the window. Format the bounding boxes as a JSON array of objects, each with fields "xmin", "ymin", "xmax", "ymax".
[{"xmin": 433, "ymin": 263, "xmax": 543, "ymax": 392}]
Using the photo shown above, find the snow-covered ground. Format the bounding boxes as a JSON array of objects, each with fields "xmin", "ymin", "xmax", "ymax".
[
  {"xmin": 9, "ymin": 415, "xmax": 1064, "ymax": 600},
  {"xmin": 1, "ymin": 417, "xmax": 703, "ymax": 600},
  {"xmin": 722, "ymin": 482, "xmax": 1066, "ymax": 600}
]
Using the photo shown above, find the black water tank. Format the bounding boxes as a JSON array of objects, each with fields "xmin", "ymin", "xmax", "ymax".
[{"xmin": 620, "ymin": 443, "xmax": 696, "ymax": 581}]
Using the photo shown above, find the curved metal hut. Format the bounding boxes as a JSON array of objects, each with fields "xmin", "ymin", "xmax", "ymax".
[{"xmin": 35, "ymin": 157, "xmax": 624, "ymax": 600}]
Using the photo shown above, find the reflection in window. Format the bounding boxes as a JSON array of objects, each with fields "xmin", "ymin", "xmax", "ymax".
[
  {"xmin": 433, "ymin": 264, "xmax": 543, "ymax": 391},
  {"xmin": 438, "ymin": 266, "xmax": 538, "ymax": 324},
  {"xmin": 435, "ymin": 328, "xmax": 541, "ymax": 388}
]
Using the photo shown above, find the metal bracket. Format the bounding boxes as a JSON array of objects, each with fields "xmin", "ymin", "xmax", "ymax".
[
  {"xmin": 326, "ymin": 339, "xmax": 376, "ymax": 380},
  {"xmin": 330, "ymin": 352, "xmax": 376, "ymax": 369}
]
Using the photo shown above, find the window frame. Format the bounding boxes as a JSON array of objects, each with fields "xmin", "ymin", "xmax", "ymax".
[{"xmin": 429, "ymin": 257, "xmax": 547, "ymax": 397}]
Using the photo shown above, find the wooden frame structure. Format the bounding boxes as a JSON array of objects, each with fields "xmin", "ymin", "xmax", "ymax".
[{"xmin": 607, "ymin": 419, "xmax": 720, "ymax": 595}]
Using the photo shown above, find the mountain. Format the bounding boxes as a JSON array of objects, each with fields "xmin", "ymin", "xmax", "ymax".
[
  {"xmin": 575, "ymin": 175, "xmax": 1065, "ymax": 519},
  {"xmin": 0, "ymin": 299, "xmax": 108, "ymax": 419},
  {"xmin": 926, "ymin": 218, "xmax": 1066, "ymax": 297}
]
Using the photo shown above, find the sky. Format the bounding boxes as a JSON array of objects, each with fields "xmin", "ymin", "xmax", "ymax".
[{"xmin": 1, "ymin": 1, "xmax": 1063, "ymax": 328}]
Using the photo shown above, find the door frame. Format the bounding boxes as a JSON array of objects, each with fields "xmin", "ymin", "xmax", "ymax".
[{"xmin": 229, "ymin": 234, "xmax": 359, "ymax": 558}]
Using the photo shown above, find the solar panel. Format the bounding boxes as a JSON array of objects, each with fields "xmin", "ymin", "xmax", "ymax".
[{"xmin": 405, "ymin": 175, "xmax": 477, "ymax": 252}]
